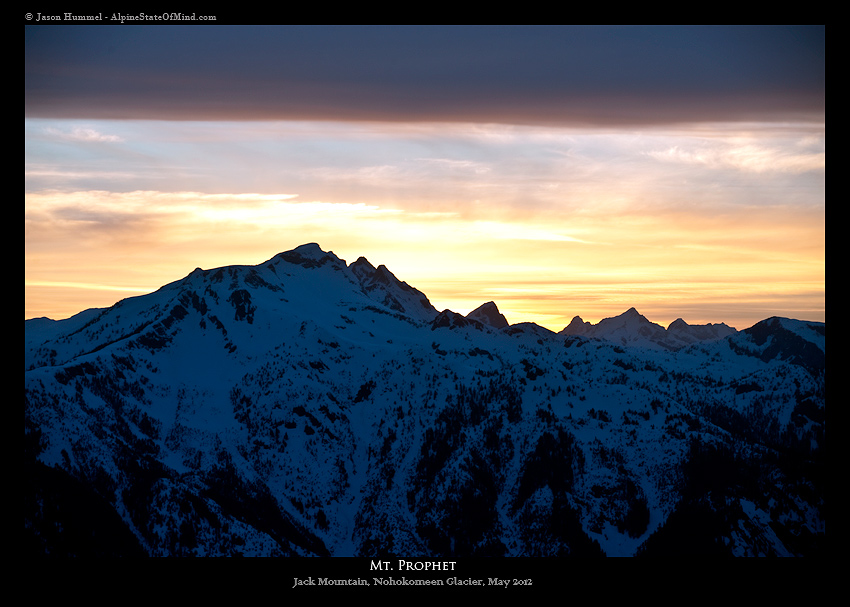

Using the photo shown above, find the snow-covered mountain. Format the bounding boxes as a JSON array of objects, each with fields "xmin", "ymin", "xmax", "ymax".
[
  {"xmin": 560, "ymin": 308, "xmax": 737, "ymax": 351},
  {"xmin": 25, "ymin": 244, "xmax": 825, "ymax": 557}
]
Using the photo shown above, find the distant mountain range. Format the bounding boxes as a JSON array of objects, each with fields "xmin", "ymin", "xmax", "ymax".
[
  {"xmin": 25, "ymin": 243, "xmax": 825, "ymax": 557},
  {"xmin": 559, "ymin": 307, "xmax": 737, "ymax": 351}
]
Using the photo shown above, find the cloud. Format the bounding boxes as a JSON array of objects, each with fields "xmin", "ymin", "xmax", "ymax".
[
  {"xmin": 647, "ymin": 141, "xmax": 824, "ymax": 174},
  {"xmin": 25, "ymin": 25, "xmax": 824, "ymax": 126},
  {"xmin": 25, "ymin": 118, "xmax": 825, "ymax": 223},
  {"xmin": 469, "ymin": 221, "xmax": 591, "ymax": 244},
  {"xmin": 25, "ymin": 109, "xmax": 824, "ymax": 329},
  {"xmin": 25, "ymin": 280, "xmax": 151, "ymax": 293},
  {"xmin": 43, "ymin": 126, "xmax": 124, "ymax": 143}
]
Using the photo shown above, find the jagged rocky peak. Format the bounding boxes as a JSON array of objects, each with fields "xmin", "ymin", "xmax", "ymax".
[
  {"xmin": 349, "ymin": 256, "xmax": 377, "ymax": 282},
  {"xmin": 561, "ymin": 315, "xmax": 593, "ymax": 336},
  {"xmin": 349, "ymin": 257, "xmax": 406, "ymax": 290},
  {"xmin": 557, "ymin": 308, "xmax": 737, "ymax": 351},
  {"xmin": 466, "ymin": 301, "xmax": 509, "ymax": 329},
  {"xmin": 432, "ymin": 309, "xmax": 482, "ymax": 331},
  {"xmin": 373, "ymin": 265, "xmax": 403, "ymax": 287},
  {"xmin": 595, "ymin": 308, "xmax": 668, "ymax": 344},
  {"xmin": 667, "ymin": 318, "xmax": 689, "ymax": 331},
  {"xmin": 348, "ymin": 253, "xmax": 439, "ymax": 322},
  {"xmin": 668, "ymin": 317, "xmax": 737, "ymax": 343},
  {"xmin": 619, "ymin": 307, "xmax": 649, "ymax": 322},
  {"xmin": 594, "ymin": 308, "xmax": 660, "ymax": 335}
]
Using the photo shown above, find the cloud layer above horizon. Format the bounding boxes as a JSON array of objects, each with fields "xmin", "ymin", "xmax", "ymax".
[
  {"xmin": 26, "ymin": 25, "xmax": 824, "ymax": 126},
  {"xmin": 25, "ymin": 26, "xmax": 825, "ymax": 330}
]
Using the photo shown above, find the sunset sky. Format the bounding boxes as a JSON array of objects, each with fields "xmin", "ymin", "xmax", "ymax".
[{"xmin": 25, "ymin": 25, "xmax": 825, "ymax": 331}]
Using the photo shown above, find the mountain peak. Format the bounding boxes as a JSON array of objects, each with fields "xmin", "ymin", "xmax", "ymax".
[
  {"xmin": 270, "ymin": 243, "xmax": 343, "ymax": 269},
  {"xmin": 559, "ymin": 308, "xmax": 732, "ymax": 351},
  {"xmin": 668, "ymin": 318, "xmax": 688, "ymax": 330},
  {"xmin": 350, "ymin": 256, "xmax": 376, "ymax": 271},
  {"xmin": 348, "ymin": 256, "xmax": 377, "ymax": 284},
  {"xmin": 373, "ymin": 265, "xmax": 397, "ymax": 286},
  {"xmin": 291, "ymin": 242, "xmax": 343, "ymax": 263},
  {"xmin": 559, "ymin": 315, "xmax": 593, "ymax": 337},
  {"xmin": 466, "ymin": 301, "xmax": 508, "ymax": 329},
  {"xmin": 731, "ymin": 316, "xmax": 825, "ymax": 374},
  {"xmin": 432, "ymin": 309, "xmax": 481, "ymax": 331},
  {"xmin": 348, "ymin": 257, "xmax": 438, "ymax": 322},
  {"xmin": 293, "ymin": 242, "xmax": 325, "ymax": 255}
]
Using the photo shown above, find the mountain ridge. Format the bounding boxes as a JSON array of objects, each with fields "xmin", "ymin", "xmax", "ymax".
[
  {"xmin": 27, "ymin": 243, "xmax": 762, "ymax": 353},
  {"xmin": 25, "ymin": 243, "xmax": 825, "ymax": 557}
]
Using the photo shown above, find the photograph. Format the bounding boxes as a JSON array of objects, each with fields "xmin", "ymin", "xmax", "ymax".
[{"xmin": 26, "ymin": 23, "xmax": 824, "ymax": 572}]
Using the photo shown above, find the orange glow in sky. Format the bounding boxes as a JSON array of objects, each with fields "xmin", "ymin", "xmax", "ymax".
[
  {"xmin": 25, "ymin": 120, "xmax": 824, "ymax": 331},
  {"xmin": 25, "ymin": 27, "xmax": 825, "ymax": 332}
]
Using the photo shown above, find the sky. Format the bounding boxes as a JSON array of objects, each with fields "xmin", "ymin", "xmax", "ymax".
[{"xmin": 25, "ymin": 25, "xmax": 825, "ymax": 331}]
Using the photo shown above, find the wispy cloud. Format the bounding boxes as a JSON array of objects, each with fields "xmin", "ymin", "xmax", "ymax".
[
  {"xmin": 647, "ymin": 140, "xmax": 824, "ymax": 174},
  {"xmin": 469, "ymin": 221, "xmax": 591, "ymax": 244},
  {"xmin": 25, "ymin": 280, "xmax": 151, "ymax": 293},
  {"xmin": 43, "ymin": 126, "xmax": 124, "ymax": 143}
]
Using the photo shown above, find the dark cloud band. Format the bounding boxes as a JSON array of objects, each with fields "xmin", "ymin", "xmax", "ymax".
[{"xmin": 25, "ymin": 25, "xmax": 824, "ymax": 125}]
